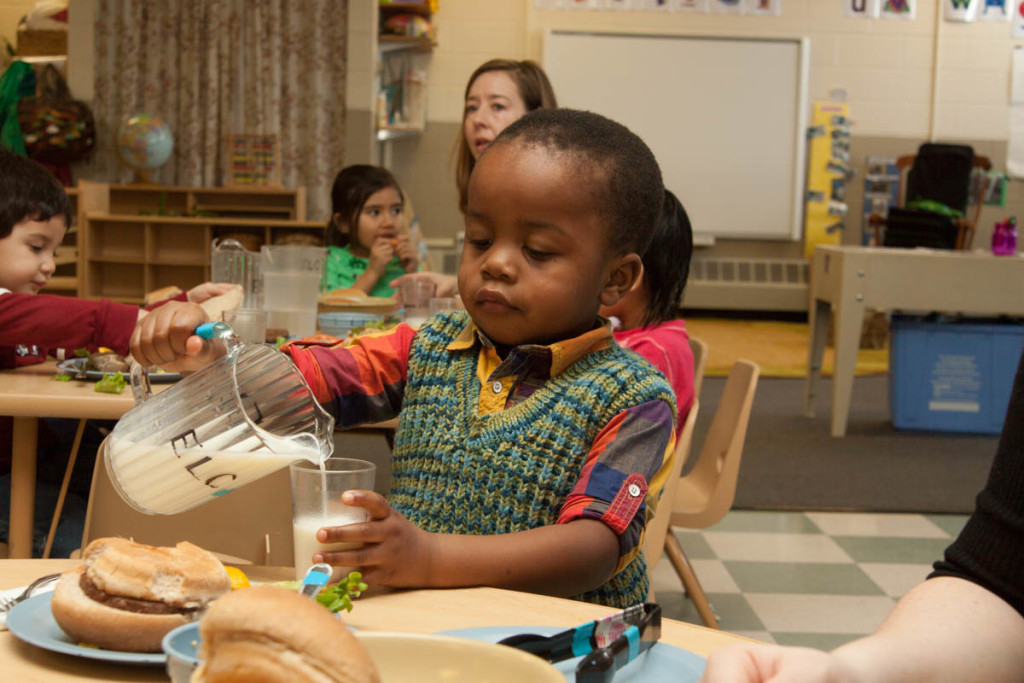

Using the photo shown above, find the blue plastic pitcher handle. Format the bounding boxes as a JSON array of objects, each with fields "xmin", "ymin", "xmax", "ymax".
[{"xmin": 196, "ymin": 322, "xmax": 231, "ymax": 339}]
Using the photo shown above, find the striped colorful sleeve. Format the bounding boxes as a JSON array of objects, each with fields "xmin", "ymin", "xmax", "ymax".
[
  {"xmin": 286, "ymin": 324, "xmax": 418, "ymax": 428},
  {"xmin": 557, "ymin": 398, "xmax": 676, "ymax": 572}
]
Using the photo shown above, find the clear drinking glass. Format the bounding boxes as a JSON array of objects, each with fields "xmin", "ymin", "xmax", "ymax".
[
  {"xmin": 400, "ymin": 279, "xmax": 436, "ymax": 328},
  {"xmin": 290, "ymin": 457, "xmax": 377, "ymax": 581},
  {"xmin": 223, "ymin": 308, "xmax": 267, "ymax": 345}
]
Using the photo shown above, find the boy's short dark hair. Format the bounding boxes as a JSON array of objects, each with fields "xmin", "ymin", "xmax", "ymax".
[
  {"xmin": 0, "ymin": 150, "xmax": 72, "ymax": 240},
  {"xmin": 642, "ymin": 190, "xmax": 693, "ymax": 327},
  {"xmin": 491, "ymin": 108, "xmax": 664, "ymax": 255}
]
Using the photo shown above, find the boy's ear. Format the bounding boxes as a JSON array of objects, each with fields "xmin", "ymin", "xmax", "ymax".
[{"xmin": 600, "ymin": 253, "xmax": 643, "ymax": 306}]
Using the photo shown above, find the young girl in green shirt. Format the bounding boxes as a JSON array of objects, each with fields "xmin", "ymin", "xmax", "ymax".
[{"xmin": 324, "ymin": 165, "xmax": 419, "ymax": 297}]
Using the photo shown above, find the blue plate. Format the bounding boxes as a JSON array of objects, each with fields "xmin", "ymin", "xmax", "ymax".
[
  {"xmin": 163, "ymin": 622, "xmax": 201, "ymax": 665},
  {"xmin": 6, "ymin": 593, "xmax": 166, "ymax": 665},
  {"xmin": 162, "ymin": 615, "xmax": 356, "ymax": 665},
  {"xmin": 438, "ymin": 625, "xmax": 706, "ymax": 682}
]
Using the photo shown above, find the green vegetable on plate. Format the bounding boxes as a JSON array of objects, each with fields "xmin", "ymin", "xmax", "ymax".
[
  {"xmin": 94, "ymin": 372, "xmax": 127, "ymax": 394},
  {"xmin": 267, "ymin": 571, "xmax": 368, "ymax": 613}
]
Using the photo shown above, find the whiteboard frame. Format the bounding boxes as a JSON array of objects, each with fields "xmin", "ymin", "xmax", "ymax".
[{"xmin": 542, "ymin": 31, "xmax": 811, "ymax": 242}]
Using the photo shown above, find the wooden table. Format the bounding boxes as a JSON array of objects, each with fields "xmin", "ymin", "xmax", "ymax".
[
  {"xmin": 804, "ymin": 245, "xmax": 1024, "ymax": 436},
  {"xmin": 0, "ymin": 362, "xmax": 141, "ymax": 558},
  {"xmin": 1, "ymin": 559, "xmax": 753, "ymax": 681}
]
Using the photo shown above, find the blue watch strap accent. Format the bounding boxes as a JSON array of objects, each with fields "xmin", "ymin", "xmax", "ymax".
[
  {"xmin": 624, "ymin": 625, "xmax": 640, "ymax": 663},
  {"xmin": 572, "ymin": 622, "xmax": 595, "ymax": 657}
]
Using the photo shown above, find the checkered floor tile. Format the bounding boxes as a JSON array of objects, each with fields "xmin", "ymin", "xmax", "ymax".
[{"xmin": 648, "ymin": 510, "xmax": 969, "ymax": 648}]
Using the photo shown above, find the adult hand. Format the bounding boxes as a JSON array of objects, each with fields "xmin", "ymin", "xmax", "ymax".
[
  {"xmin": 314, "ymin": 489, "xmax": 437, "ymax": 588},
  {"xmin": 389, "ymin": 272, "xmax": 459, "ymax": 298},
  {"xmin": 186, "ymin": 282, "xmax": 236, "ymax": 304},
  {"xmin": 394, "ymin": 234, "xmax": 418, "ymax": 272},
  {"xmin": 699, "ymin": 643, "xmax": 859, "ymax": 683},
  {"xmin": 130, "ymin": 301, "xmax": 221, "ymax": 372}
]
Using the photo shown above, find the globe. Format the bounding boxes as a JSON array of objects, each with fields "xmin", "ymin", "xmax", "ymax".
[{"xmin": 116, "ymin": 113, "xmax": 174, "ymax": 173}]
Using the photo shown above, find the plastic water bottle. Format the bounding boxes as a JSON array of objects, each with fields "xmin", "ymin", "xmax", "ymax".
[{"xmin": 992, "ymin": 217, "xmax": 1017, "ymax": 256}]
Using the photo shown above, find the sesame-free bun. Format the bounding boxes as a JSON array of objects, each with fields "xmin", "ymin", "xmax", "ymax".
[
  {"xmin": 83, "ymin": 538, "xmax": 230, "ymax": 606},
  {"xmin": 51, "ymin": 566, "xmax": 195, "ymax": 653},
  {"xmin": 50, "ymin": 538, "xmax": 231, "ymax": 653},
  {"xmin": 193, "ymin": 585, "xmax": 380, "ymax": 683}
]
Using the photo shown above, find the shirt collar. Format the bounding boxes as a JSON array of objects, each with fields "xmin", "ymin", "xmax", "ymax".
[{"xmin": 447, "ymin": 315, "xmax": 614, "ymax": 379}]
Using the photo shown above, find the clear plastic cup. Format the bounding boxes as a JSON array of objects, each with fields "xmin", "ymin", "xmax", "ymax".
[
  {"xmin": 290, "ymin": 458, "xmax": 376, "ymax": 581},
  {"xmin": 400, "ymin": 279, "xmax": 436, "ymax": 328},
  {"xmin": 261, "ymin": 245, "xmax": 326, "ymax": 338}
]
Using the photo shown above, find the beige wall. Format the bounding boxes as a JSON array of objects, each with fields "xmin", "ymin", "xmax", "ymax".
[
  {"xmin": 0, "ymin": 0, "xmax": 42, "ymax": 53},
  {"xmin": 392, "ymin": 0, "xmax": 1021, "ymax": 257}
]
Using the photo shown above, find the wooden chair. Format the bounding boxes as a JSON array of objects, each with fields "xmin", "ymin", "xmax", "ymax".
[
  {"xmin": 663, "ymin": 359, "xmax": 760, "ymax": 628},
  {"xmin": 643, "ymin": 399, "xmax": 699, "ymax": 580},
  {"xmin": 689, "ymin": 336, "xmax": 708, "ymax": 401},
  {"xmin": 80, "ymin": 438, "xmax": 295, "ymax": 565},
  {"xmin": 868, "ymin": 147, "xmax": 992, "ymax": 249}
]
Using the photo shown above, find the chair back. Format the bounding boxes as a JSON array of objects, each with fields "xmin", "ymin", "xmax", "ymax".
[
  {"xmin": 670, "ymin": 359, "xmax": 759, "ymax": 530},
  {"xmin": 81, "ymin": 438, "xmax": 295, "ymax": 565},
  {"xmin": 689, "ymin": 336, "xmax": 708, "ymax": 400},
  {"xmin": 642, "ymin": 401, "xmax": 698, "ymax": 571},
  {"xmin": 889, "ymin": 148, "xmax": 992, "ymax": 249}
]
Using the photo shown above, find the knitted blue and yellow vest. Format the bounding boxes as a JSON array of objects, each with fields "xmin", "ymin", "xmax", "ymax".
[{"xmin": 390, "ymin": 311, "xmax": 675, "ymax": 607}]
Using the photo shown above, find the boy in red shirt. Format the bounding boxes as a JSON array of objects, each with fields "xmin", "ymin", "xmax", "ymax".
[{"xmin": 0, "ymin": 151, "xmax": 225, "ymax": 556}]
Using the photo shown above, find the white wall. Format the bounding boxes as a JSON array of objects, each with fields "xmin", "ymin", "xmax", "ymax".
[{"xmin": 423, "ymin": 0, "xmax": 1018, "ymax": 143}]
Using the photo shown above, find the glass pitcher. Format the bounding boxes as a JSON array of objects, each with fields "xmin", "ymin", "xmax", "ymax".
[{"xmin": 105, "ymin": 322, "xmax": 334, "ymax": 515}]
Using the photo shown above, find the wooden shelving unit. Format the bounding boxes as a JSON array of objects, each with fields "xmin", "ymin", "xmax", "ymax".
[
  {"xmin": 41, "ymin": 186, "xmax": 79, "ymax": 297},
  {"xmin": 376, "ymin": 1, "xmax": 435, "ymax": 165},
  {"xmin": 81, "ymin": 214, "xmax": 326, "ymax": 304}
]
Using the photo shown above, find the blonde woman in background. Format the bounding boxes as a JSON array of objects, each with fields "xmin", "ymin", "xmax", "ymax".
[{"xmin": 393, "ymin": 59, "xmax": 558, "ymax": 297}]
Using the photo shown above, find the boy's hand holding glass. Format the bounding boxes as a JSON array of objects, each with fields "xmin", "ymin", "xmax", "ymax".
[
  {"xmin": 313, "ymin": 489, "xmax": 438, "ymax": 588},
  {"xmin": 130, "ymin": 301, "xmax": 223, "ymax": 372}
]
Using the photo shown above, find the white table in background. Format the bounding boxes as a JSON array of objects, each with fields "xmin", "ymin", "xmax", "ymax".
[{"xmin": 804, "ymin": 245, "xmax": 1024, "ymax": 437}]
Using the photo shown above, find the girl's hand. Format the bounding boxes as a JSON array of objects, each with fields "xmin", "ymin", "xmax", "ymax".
[
  {"xmin": 394, "ymin": 234, "xmax": 418, "ymax": 272},
  {"xmin": 367, "ymin": 237, "xmax": 396, "ymax": 275},
  {"xmin": 130, "ymin": 301, "xmax": 222, "ymax": 372},
  {"xmin": 389, "ymin": 272, "xmax": 459, "ymax": 298},
  {"xmin": 314, "ymin": 489, "xmax": 437, "ymax": 587}
]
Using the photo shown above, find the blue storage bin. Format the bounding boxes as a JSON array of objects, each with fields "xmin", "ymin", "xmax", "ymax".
[{"xmin": 890, "ymin": 315, "xmax": 1024, "ymax": 434}]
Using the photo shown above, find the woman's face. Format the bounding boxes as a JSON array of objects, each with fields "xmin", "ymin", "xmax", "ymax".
[{"xmin": 463, "ymin": 71, "xmax": 528, "ymax": 160}]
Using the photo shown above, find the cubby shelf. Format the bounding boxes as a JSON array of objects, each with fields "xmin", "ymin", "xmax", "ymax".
[{"xmin": 81, "ymin": 213, "xmax": 325, "ymax": 303}]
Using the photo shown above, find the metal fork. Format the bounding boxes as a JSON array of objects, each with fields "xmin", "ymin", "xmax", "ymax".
[{"xmin": 0, "ymin": 573, "xmax": 61, "ymax": 613}]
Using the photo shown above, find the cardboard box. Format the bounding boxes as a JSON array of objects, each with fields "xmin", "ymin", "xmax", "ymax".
[
  {"xmin": 890, "ymin": 315, "xmax": 1024, "ymax": 434},
  {"xmin": 16, "ymin": 28, "xmax": 66, "ymax": 57}
]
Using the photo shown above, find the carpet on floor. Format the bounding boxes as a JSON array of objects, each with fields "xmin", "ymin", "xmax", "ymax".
[
  {"xmin": 685, "ymin": 318, "xmax": 888, "ymax": 379},
  {"xmin": 692, "ymin": 374, "xmax": 997, "ymax": 514}
]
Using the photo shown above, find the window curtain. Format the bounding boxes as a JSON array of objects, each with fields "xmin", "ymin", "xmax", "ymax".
[{"xmin": 91, "ymin": 0, "xmax": 346, "ymax": 219}]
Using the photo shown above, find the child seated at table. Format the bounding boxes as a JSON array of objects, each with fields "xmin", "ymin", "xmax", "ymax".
[
  {"xmin": 132, "ymin": 109, "xmax": 678, "ymax": 608},
  {"xmin": 600, "ymin": 189, "xmax": 696, "ymax": 420},
  {"xmin": 0, "ymin": 151, "xmax": 228, "ymax": 557}
]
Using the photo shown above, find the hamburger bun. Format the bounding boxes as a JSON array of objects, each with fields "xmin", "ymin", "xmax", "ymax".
[
  {"xmin": 50, "ymin": 539, "xmax": 231, "ymax": 653},
  {"xmin": 193, "ymin": 585, "xmax": 380, "ymax": 683}
]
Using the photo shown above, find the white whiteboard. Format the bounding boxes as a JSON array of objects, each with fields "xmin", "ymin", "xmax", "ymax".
[{"xmin": 544, "ymin": 31, "xmax": 809, "ymax": 241}]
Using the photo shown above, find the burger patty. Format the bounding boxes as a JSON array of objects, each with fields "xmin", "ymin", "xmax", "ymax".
[{"xmin": 79, "ymin": 574, "xmax": 197, "ymax": 616}]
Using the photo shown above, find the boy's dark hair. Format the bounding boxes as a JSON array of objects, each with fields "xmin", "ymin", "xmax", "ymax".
[
  {"xmin": 325, "ymin": 165, "xmax": 403, "ymax": 248},
  {"xmin": 489, "ymin": 108, "xmax": 664, "ymax": 255},
  {"xmin": 0, "ymin": 151, "xmax": 72, "ymax": 240},
  {"xmin": 640, "ymin": 190, "xmax": 693, "ymax": 328}
]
